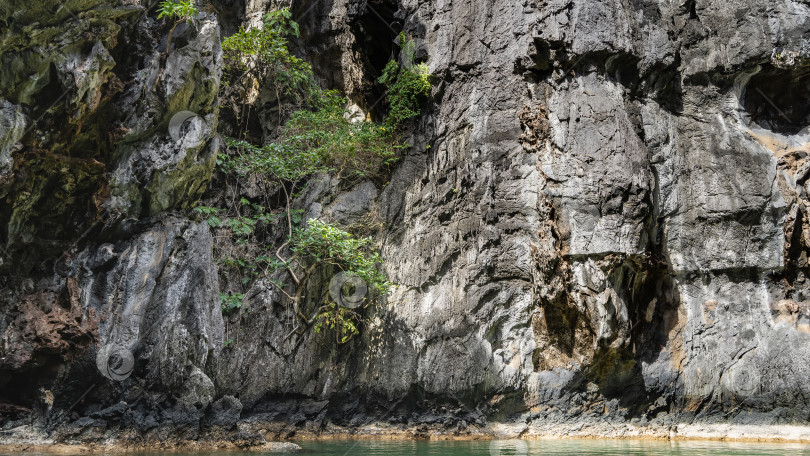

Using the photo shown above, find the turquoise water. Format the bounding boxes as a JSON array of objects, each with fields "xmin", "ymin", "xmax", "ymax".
[
  {"xmin": 5, "ymin": 440, "xmax": 810, "ymax": 455},
  {"xmin": 295, "ymin": 439, "xmax": 810, "ymax": 455}
]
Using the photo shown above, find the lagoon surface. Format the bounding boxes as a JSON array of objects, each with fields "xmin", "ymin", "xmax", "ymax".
[
  {"xmin": 293, "ymin": 439, "xmax": 810, "ymax": 455},
  {"xmin": 5, "ymin": 440, "xmax": 810, "ymax": 456}
]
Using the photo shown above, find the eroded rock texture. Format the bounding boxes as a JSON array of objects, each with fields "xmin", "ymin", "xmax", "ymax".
[
  {"xmin": 0, "ymin": 0, "xmax": 223, "ymax": 440},
  {"xmin": 220, "ymin": 0, "xmax": 810, "ymax": 433},
  {"xmin": 3, "ymin": 0, "xmax": 810, "ymax": 444}
]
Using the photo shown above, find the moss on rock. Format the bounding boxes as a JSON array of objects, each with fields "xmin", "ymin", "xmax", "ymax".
[{"xmin": 2, "ymin": 150, "xmax": 106, "ymax": 273}]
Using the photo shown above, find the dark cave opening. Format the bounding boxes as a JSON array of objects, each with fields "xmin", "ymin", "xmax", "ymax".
[
  {"xmin": 29, "ymin": 62, "xmax": 64, "ymax": 127},
  {"xmin": 741, "ymin": 65, "xmax": 810, "ymax": 135},
  {"xmin": 207, "ymin": 0, "xmax": 247, "ymax": 37},
  {"xmin": 0, "ymin": 357, "xmax": 64, "ymax": 424},
  {"xmin": 349, "ymin": 0, "xmax": 401, "ymax": 120},
  {"xmin": 683, "ymin": 0, "xmax": 698, "ymax": 19}
]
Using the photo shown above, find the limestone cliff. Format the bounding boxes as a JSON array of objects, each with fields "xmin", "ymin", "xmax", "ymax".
[{"xmin": 3, "ymin": 0, "xmax": 810, "ymax": 445}]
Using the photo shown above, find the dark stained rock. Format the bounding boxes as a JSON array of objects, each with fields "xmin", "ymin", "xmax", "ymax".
[{"xmin": 206, "ymin": 395, "xmax": 242, "ymax": 428}]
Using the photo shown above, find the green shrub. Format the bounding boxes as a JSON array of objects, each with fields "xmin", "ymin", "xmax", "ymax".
[
  {"xmin": 208, "ymin": 12, "xmax": 435, "ymax": 343},
  {"xmin": 292, "ymin": 219, "xmax": 390, "ymax": 295},
  {"xmin": 157, "ymin": 0, "xmax": 198, "ymax": 53},
  {"xmin": 313, "ymin": 302, "xmax": 360, "ymax": 344},
  {"xmin": 219, "ymin": 136, "xmax": 326, "ymax": 182},
  {"xmin": 220, "ymin": 17, "xmax": 433, "ymax": 182},
  {"xmin": 293, "ymin": 219, "xmax": 389, "ymax": 345},
  {"xmin": 282, "ymin": 91, "xmax": 402, "ymax": 180},
  {"xmin": 220, "ymin": 292, "xmax": 243, "ymax": 314},
  {"xmin": 193, "ymin": 205, "xmax": 222, "ymax": 228},
  {"xmin": 221, "ymin": 8, "xmax": 314, "ymax": 108},
  {"xmin": 157, "ymin": 0, "xmax": 198, "ymax": 20},
  {"xmin": 193, "ymin": 199, "xmax": 289, "ymax": 287},
  {"xmin": 221, "ymin": 91, "xmax": 401, "ymax": 183},
  {"xmin": 378, "ymin": 59, "xmax": 433, "ymax": 128}
]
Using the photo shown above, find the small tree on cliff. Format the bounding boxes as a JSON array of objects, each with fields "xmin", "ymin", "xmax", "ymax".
[{"xmin": 157, "ymin": 0, "xmax": 199, "ymax": 53}]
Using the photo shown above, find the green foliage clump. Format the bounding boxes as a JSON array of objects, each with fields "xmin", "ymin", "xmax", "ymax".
[
  {"xmin": 377, "ymin": 32, "xmax": 433, "ymax": 127},
  {"xmin": 281, "ymin": 91, "xmax": 402, "ymax": 180},
  {"xmin": 291, "ymin": 219, "xmax": 388, "ymax": 345},
  {"xmin": 220, "ymin": 292, "xmax": 243, "ymax": 314},
  {"xmin": 157, "ymin": 0, "xmax": 199, "ymax": 53},
  {"xmin": 157, "ymin": 0, "xmax": 198, "ymax": 21},
  {"xmin": 207, "ymin": 13, "xmax": 436, "ymax": 345},
  {"xmin": 196, "ymin": 201, "xmax": 283, "ymax": 240},
  {"xmin": 196, "ymin": 199, "xmax": 386, "ymax": 345},
  {"xmin": 313, "ymin": 302, "xmax": 360, "ymax": 344},
  {"xmin": 194, "ymin": 200, "xmax": 292, "ymax": 287},
  {"xmin": 195, "ymin": 197, "xmax": 295, "ymax": 345},
  {"xmin": 292, "ymin": 219, "xmax": 389, "ymax": 295},
  {"xmin": 219, "ymin": 136, "xmax": 326, "ymax": 183},
  {"xmin": 220, "ymin": 91, "xmax": 402, "ymax": 183},
  {"xmin": 221, "ymin": 8, "xmax": 314, "ymax": 107},
  {"xmin": 193, "ymin": 205, "xmax": 222, "ymax": 228},
  {"xmin": 378, "ymin": 60, "xmax": 432, "ymax": 127},
  {"xmin": 220, "ymin": 23, "xmax": 432, "ymax": 182}
]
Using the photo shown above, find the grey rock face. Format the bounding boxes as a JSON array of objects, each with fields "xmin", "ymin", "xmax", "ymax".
[
  {"xmin": 5, "ymin": 0, "xmax": 810, "ymax": 441},
  {"xmin": 107, "ymin": 14, "xmax": 223, "ymax": 218},
  {"xmin": 209, "ymin": 0, "xmax": 810, "ymax": 431},
  {"xmin": 80, "ymin": 217, "xmax": 223, "ymax": 394},
  {"xmin": 0, "ymin": 0, "xmax": 225, "ymax": 424},
  {"xmin": 323, "ymin": 181, "xmax": 379, "ymax": 225},
  {"xmin": 206, "ymin": 395, "xmax": 243, "ymax": 428}
]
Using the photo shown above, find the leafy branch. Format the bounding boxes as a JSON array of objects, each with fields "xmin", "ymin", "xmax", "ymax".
[
  {"xmin": 314, "ymin": 302, "xmax": 362, "ymax": 344},
  {"xmin": 222, "ymin": 8, "xmax": 315, "ymax": 129},
  {"xmin": 204, "ymin": 12, "xmax": 435, "ymax": 346},
  {"xmin": 157, "ymin": 0, "xmax": 199, "ymax": 54}
]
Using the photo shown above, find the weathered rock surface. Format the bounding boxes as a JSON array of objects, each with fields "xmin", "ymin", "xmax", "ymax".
[
  {"xmin": 0, "ymin": 0, "xmax": 225, "ymax": 442},
  {"xmin": 218, "ymin": 0, "xmax": 810, "ymax": 433},
  {"xmin": 3, "ymin": 0, "xmax": 810, "ymax": 445}
]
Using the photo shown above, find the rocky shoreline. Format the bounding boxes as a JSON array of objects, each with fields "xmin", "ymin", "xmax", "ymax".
[{"xmin": 3, "ymin": 421, "xmax": 810, "ymax": 453}]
